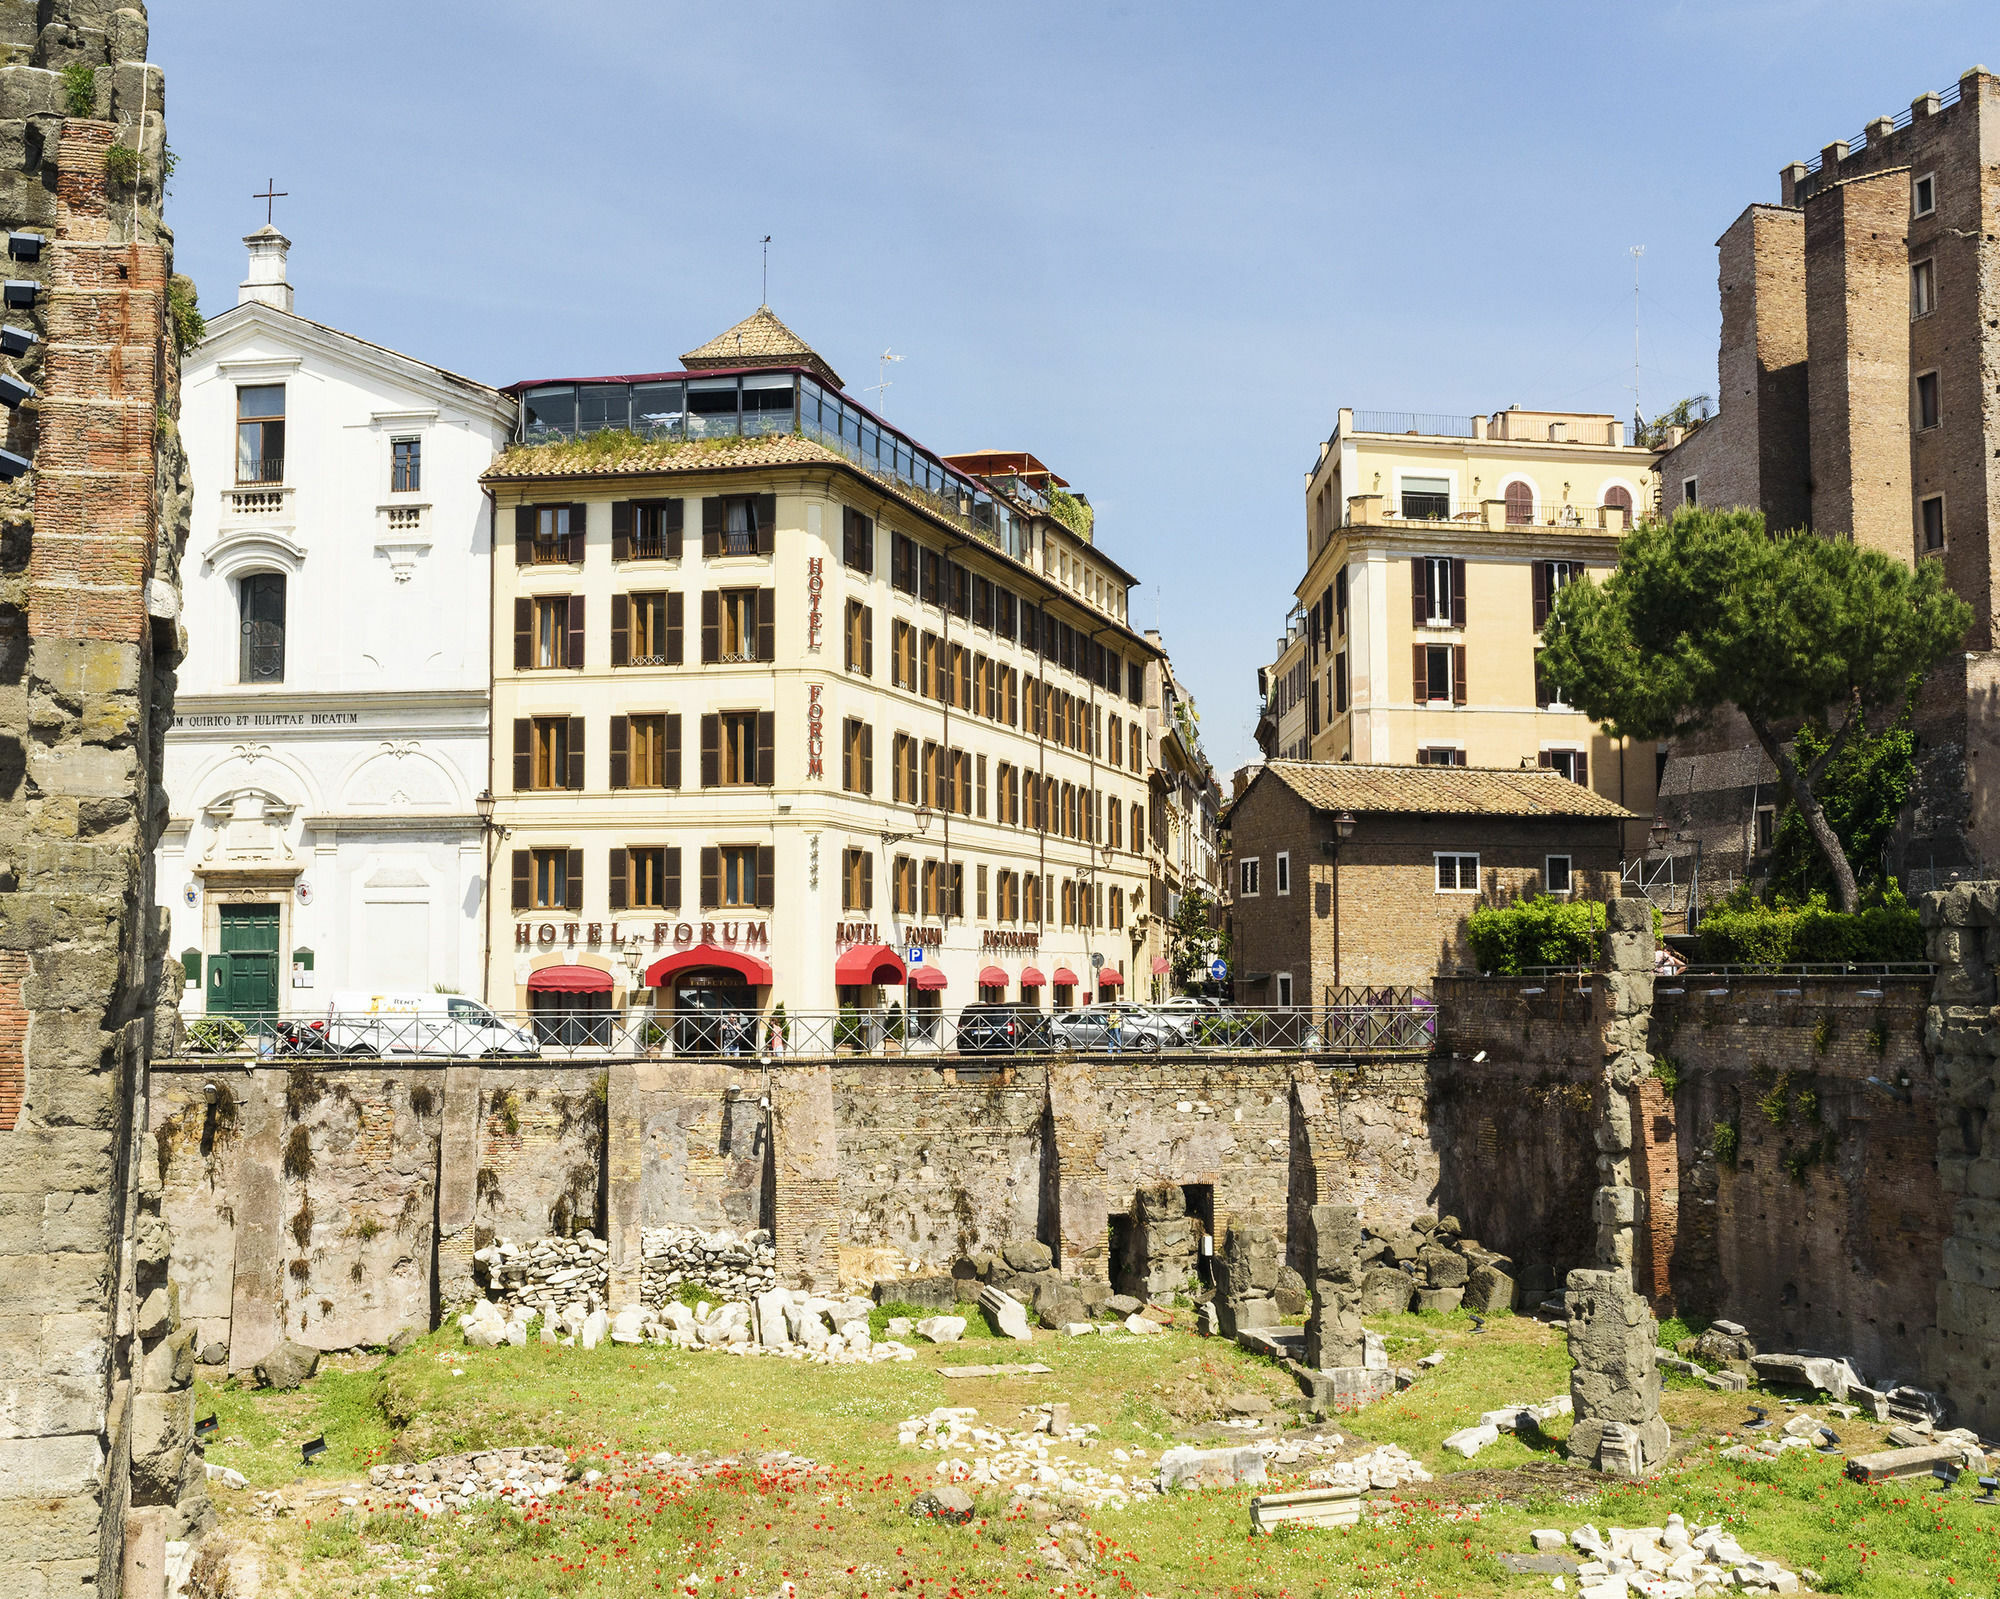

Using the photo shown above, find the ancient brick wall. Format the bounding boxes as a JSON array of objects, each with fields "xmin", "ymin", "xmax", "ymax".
[
  {"xmin": 0, "ymin": 5, "xmax": 200, "ymax": 1593},
  {"xmin": 1805, "ymin": 167, "xmax": 1911, "ymax": 560}
]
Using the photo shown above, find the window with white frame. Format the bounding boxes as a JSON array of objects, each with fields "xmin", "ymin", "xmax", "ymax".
[
  {"xmin": 1913, "ymin": 259, "xmax": 1936, "ymax": 317},
  {"xmin": 1420, "ymin": 555, "xmax": 1455, "ymax": 624},
  {"xmin": 1546, "ymin": 854, "xmax": 1573, "ymax": 894},
  {"xmin": 1239, "ymin": 857, "xmax": 1260, "ymax": 897},
  {"xmin": 1400, "ymin": 474, "xmax": 1451, "ymax": 521},
  {"xmin": 1914, "ymin": 172, "xmax": 1936, "ymax": 218},
  {"xmin": 1435, "ymin": 852, "xmax": 1479, "ymax": 893},
  {"xmin": 1275, "ymin": 851, "xmax": 1291, "ymax": 895}
]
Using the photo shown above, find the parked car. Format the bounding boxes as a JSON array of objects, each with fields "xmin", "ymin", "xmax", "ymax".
[
  {"xmin": 322, "ymin": 992, "xmax": 540, "ymax": 1058},
  {"xmin": 956, "ymin": 1003, "xmax": 1067, "ymax": 1055},
  {"xmin": 1051, "ymin": 1004, "xmax": 1185, "ymax": 1053}
]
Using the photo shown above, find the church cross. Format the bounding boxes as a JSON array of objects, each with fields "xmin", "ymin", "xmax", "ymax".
[{"xmin": 254, "ymin": 179, "xmax": 287, "ymax": 227}]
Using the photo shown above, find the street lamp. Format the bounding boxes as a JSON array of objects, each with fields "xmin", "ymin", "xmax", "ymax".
[
  {"xmin": 1333, "ymin": 811, "xmax": 1356, "ymax": 841},
  {"xmin": 475, "ymin": 789, "xmax": 499, "ymax": 1007},
  {"xmin": 879, "ymin": 803, "xmax": 933, "ymax": 850},
  {"xmin": 475, "ymin": 788, "xmax": 495, "ymax": 829}
]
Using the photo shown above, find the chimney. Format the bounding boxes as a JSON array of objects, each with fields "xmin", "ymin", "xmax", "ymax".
[{"xmin": 239, "ymin": 224, "xmax": 293, "ymax": 312}]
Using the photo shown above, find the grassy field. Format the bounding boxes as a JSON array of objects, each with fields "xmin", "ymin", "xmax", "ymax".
[{"xmin": 192, "ymin": 1309, "xmax": 2000, "ymax": 1599}]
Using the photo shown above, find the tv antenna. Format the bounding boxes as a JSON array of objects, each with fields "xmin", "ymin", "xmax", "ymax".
[
  {"xmin": 866, "ymin": 348, "xmax": 904, "ymax": 413},
  {"xmin": 759, "ymin": 235, "xmax": 772, "ymax": 306},
  {"xmin": 1629, "ymin": 244, "xmax": 1645, "ymax": 430}
]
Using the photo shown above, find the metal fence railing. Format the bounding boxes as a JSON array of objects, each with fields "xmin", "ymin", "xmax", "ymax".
[{"xmin": 169, "ymin": 1003, "xmax": 1439, "ymax": 1062}]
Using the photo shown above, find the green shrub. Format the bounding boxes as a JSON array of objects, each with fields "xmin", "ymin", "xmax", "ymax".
[
  {"xmin": 167, "ymin": 275, "xmax": 204, "ymax": 355},
  {"xmin": 1466, "ymin": 896, "xmax": 1661, "ymax": 974},
  {"xmin": 1693, "ymin": 890, "xmax": 1922, "ymax": 968},
  {"xmin": 184, "ymin": 1017, "xmax": 246, "ymax": 1053},
  {"xmin": 59, "ymin": 63, "xmax": 96, "ymax": 118},
  {"xmin": 835, "ymin": 1004, "xmax": 864, "ymax": 1052},
  {"xmin": 103, "ymin": 143, "xmax": 139, "ymax": 186},
  {"xmin": 1654, "ymin": 1056, "xmax": 1682, "ymax": 1094},
  {"xmin": 1712, "ymin": 1120, "xmax": 1739, "ymax": 1167}
]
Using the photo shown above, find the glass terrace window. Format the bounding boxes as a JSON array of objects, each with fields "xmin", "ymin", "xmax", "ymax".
[
  {"xmin": 238, "ymin": 571, "xmax": 285, "ymax": 683},
  {"xmin": 578, "ymin": 384, "xmax": 629, "ymax": 435},
  {"xmin": 1400, "ymin": 475, "xmax": 1450, "ymax": 520},
  {"xmin": 521, "ymin": 386, "xmax": 576, "ymax": 442},
  {"xmin": 686, "ymin": 378, "xmax": 740, "ymax": 439},
  {"xmin": 390, "ymin": 437, "xmax": 420, "ymax": 493},
  {"xmin": 236, "ymin": 384, "xmax": 285, "ymax": 484}
]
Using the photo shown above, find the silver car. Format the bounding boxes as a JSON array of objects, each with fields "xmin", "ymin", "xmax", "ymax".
[{"xmin": 1051, "ymin": 1004, "xmax": 1188, "ymax": 1053}]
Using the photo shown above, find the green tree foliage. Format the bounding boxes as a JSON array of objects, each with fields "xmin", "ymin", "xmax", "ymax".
[
  {"xmin": 1764, "ymin": 709, "xmax": 1914, "ymax": 904},
  {"xmin": 1540, "ymin": 509, "xmax": 1969, "ymax": 911},
  {"xmin": 1167, "ymin": 886, "xmax": 1228, "ymax": 989}
]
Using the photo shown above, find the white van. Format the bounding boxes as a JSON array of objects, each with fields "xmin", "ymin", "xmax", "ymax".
[{"xmin": 321, "ymin": 992, "xmax": 539, "ymax": 1058}]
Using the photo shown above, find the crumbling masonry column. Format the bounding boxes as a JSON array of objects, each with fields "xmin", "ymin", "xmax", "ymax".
[{"xmin": 1565, "ymin": 893, "xmax": 1670, "ymax": 1474}]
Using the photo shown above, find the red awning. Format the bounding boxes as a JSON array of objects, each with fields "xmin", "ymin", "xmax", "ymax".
[
  {"xmin": 527, "ymin": 963, "xmax": 614, "ymax": 993},
  {"xmin": 1151, "ymin": 956, "xmax": 1170, "ymax": 975},
  {"xmin": 1019, "ymin": 966, "xmax": 1046, "ymax": 988},
  {"xmin": 1052, "ymin": 967, "xmax": 1081, "ymax": 987},
  {"xmin": 1097, "ymin": 967, "xmax": 1124, "ymax": 987},
  {"xmin": 835, "ymin": 944, "xmax": 907, "ymax": 986},
  {"xmin": 909, "ymin": 965, "xmax": 948, "ymax": 990},
  {"xmin": 977, "ymin": 966, "xmax": 1008, "ymax": 988},
  {"xmin": 644, "ymin": 943, "xmax": 774, "ymax": 987}
]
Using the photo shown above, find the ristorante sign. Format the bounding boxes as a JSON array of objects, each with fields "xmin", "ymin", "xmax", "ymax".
[
  {"xmin": 981, "ymin": 930, "xmax": 1039, "ymax": 951},
  {"xmin": 515, "ymin": 920, "xmax": 770, "ymax": 950}
]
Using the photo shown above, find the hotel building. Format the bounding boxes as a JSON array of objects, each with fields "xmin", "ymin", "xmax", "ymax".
[
  {"xmin": 484, "ymin": 309, "xmax": 1163, "ymax": 1030},
  {"xmin": 1259, "ymin": 406, "xmax": 1663, "ymax": 850}
]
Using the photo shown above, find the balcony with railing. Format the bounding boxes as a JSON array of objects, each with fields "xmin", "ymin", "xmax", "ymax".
[
  {"xmin": 1346, "ymin": 494, "xmax": 1630, "ymax": 533},
  {"xmin": 220, "ymin": 483, "xmax": 294, "ymax": 522}
]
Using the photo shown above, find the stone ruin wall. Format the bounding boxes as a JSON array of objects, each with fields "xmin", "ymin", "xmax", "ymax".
[
  {"xmin": 0, "ymin": 4, "xmax": 201, "ymax": 1596},
  {"xmin": 149, "ymin": 882, "xmax": 2000, "ymax": 1436}
]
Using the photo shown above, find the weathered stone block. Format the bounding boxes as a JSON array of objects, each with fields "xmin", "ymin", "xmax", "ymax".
[
  {"xmin": 1358, "ymin": 1266, "xmax": 1413, "ymax": 1314},
  {"xmin": 1413, "ymin": 1286, "xmax": 1464, "ymax": 1314},
  {"xmin": 1463, "ymin": 1263, "xmax": 1515, "ymax": 1313},
  {"xmin": 1418, "ymin": 1244, "xmax": 1468, "ymax": 1289}
]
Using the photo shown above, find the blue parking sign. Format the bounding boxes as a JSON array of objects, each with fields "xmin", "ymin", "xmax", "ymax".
[{"xmin": 908, "ymin": 947, "xmax": 924, "ymax": 965}]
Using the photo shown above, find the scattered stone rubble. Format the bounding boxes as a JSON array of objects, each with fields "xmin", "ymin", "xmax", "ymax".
[
  {"xmin": 641, "ymin": 1226, "xmax": 778, "ymax": 1306},
  {"xmin": 1557, "ymin": 1513, "xmax": 1809, "ymax": 1596},
  {"xmin": 456, "ymin": 1280, "xmax": 918, "ymax": 1365},
  {"xmin": 1442, "ymin": 1394, "xmax": 1573, "ymax": 1457},
  {"xmin": 895, "ymin": 1403, "xmax": 1422, "ymax": 1507},
  {"xmin": 367, "ymin": 1447, "xmax": 571, "ymax": 1518},
  {"xmin": 1349, "ymin": 1211, "xmax": 1518, "ymax": 1315}
]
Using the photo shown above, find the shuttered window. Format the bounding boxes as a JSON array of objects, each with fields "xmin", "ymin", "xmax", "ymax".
[
  {"xmin": 842, "ymin": 719, "xmax": 874, "ymax": 794},
  {"xmin": 846, "ymin": 601, "xmax": 873, "ymax": 676},
  {"xmin": 611, "ymin": 846, "xmax": 679, "ymax": 911},
  {"xmin": 842, "ymin": 848, "xmax": 874, "ymax": 912},
  {"xmin": 1504, "ymin": 481, "xmax": 1535, "ymax": 524},
  {"xmin": 842, "ymin": 506, "xmax": 874, "ymax": 572}
]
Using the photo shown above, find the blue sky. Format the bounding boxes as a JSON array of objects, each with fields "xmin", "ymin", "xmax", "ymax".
[{"xmin": 155, "ymin": 2, "xmax": 1996, "ymax": 773}]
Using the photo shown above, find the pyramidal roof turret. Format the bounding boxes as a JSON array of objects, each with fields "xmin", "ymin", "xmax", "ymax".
[{"xmin": 682, "ymin": 305, "xmax": 842, "ymax": 390}]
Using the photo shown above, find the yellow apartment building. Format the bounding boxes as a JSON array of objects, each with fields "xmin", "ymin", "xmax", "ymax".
[
  {"xmin": 482, "ymin": 309, "xmax": 1163, "ymax": 1034},
  {"xmin": 1261, "ymin": 407, "xmax": 1662, "ymax": 850}
]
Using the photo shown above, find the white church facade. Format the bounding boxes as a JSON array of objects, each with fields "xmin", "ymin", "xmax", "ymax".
[{"xmin": 160, "ymin": 226, "xmax": 516, "ymax": 1019}]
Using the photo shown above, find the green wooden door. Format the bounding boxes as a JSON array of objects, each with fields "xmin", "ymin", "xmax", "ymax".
[{"xmin": 215, "ymin": 903, "xmax": 280, "ymax": 1016}]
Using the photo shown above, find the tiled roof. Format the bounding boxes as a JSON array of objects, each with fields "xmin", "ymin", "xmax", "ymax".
[
  {"xmin": 1258, "ymin": 760, "xmax": 1633, "ymax": 819},
  {"xmin": 682, "ymin": 306, "xmax": 842, "ymax": 388},
  {"xmin": 483, "ymin": 431, "xmax": 841, "ymax": 483}
]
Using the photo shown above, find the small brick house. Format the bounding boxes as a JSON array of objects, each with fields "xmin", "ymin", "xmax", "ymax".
[{"xmin": 1223, "ymin": 761, "xmax": 1630, "ymax": 1000}]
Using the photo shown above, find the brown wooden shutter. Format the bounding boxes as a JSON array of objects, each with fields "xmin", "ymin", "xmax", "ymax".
[
  {"xmin": 756, "ymin": 494, "xmax": 776, "ymax": 555},
  {"xmin": 701, "ymin": 497, "xmax": 722, "ymax": 557},
  {"xmin": 513, "ymin": 717, "xmax": 531, "ymax": 790},
  {"xmin": 861, "ymin": 605, "xmax": 874, "ymax": 675},
  {"xmin": 1532, "ymin": 561, "xmax": 1550, "ymax": 630},
  {"xmin": 700, "ymin": 714, "xmax": 719, "ymax": 787},
  {"xmin": 700, "ymin": 847, "xmax": 720, "ymax": 909},
  {"xmin": 567, "ymin": 716, "xmax": 585, "ymax": 789},
  {"xmin": 666, "ymin": 592, "xmax": 684, "ymax": 664},
  {"xmin": 860, "ymin": 723, "xmax": 873, "ymax": 793},
  {"xmin": 844, "ymin": 601, "xmax": 856, "ymax": 672},
  {"xmin": 513, "ymin": 596, "xmax": 532, "ymax": 670},
  {"xmin": 1450, "ymin": 558, "xmax": 1466, "ymax": 627},
  {"xmin": 1413, "ymin": 643, "xmax": 1427, "ymax": 703},
  {"xmin": 611, "ymin": 593, "xmax": 629, "ymax": 666},
  {"xmin": 1539, "ymin": 749, "xmax": 1553, "ymax": 769},
  {"xmin": 566, "ymin": 595, "xmax": 584, "ymax": 668},
  {"xmin": 1411, "ymin": 557, "xmax": 1427, "ymax": 626},
  {"xmin": 756, "ymin": 845, "xmax": 774, "ymax": 909},
  {"xmin": 701, "ymin": 591, "xmax": 718, "ymax": 663},
  {"xmin": 1575, "ymin": 751, "xmax": 1589, "ymax": 786},
  {"xmin": 611, "ymin": 501, "xmax": 631, "ymax": 562},
  {"xmin": 609, "ymin": 714, "xmax": 628, "ymax": 789},
  {"xmin": 511, "ymin": 848, "xmax": 530, "ymax": 911},
  {"xmin": 665, "ymin": 499, "xmax": 684, "ymax": 559},
  {"xmin": 665, "ymin": 715, "xmax": 681, "ymax": 788},
  {"xmin": 514, "ymin": 505, "xmax": 535, "ymax": 563},
  {"xmin": 1452, "ymin": 644, "xmax": 1467, "ymax": 705},
  {"xmin": 564, "ymin": 848, "xmax": 583, "ymax": 911},
  {"xmin": 567, "ymin": 503, "xmax": 587, "ymax": 563},
  {"xmin": 664, "ymin": 847, "xmax": 681, "ymax": 910},
  {"xmin": 608, "ymin": 848, "xmax": 628, "ymax": 911},
  {"xmin": 757, "ymin": 588, "xmax": 774, "ymax": 661},
  {"xmin": 841, "ymin": 720, "xmax": 854, "ymax": 790},
  {"xmin": 861, "ymin": 850, "xmax": 873, "ymax": 911},
  {"xmin": 756, "ymin": 710, "xmax": 774, "ymax": 785}
]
